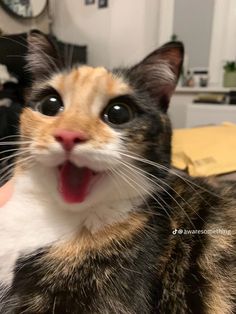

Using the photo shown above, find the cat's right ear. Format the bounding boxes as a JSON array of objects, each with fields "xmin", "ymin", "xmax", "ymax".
[
  {"xmin": 128, "ymin": 41, "xmax": 184, "ymax": 112},
  {"xmin": 26, "ymin": 30, "xmax": 63, "ymax": 82}
]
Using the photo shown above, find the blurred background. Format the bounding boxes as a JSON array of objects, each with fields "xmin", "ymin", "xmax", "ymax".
[{"xmin": 1, "ymin": 0, "xmax": 236, "ymax": 182}]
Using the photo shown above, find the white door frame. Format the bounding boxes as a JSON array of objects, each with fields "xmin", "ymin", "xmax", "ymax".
[
  {"xmin": 157, "ymin": 0, "xmax": 175, "ymax": 46},
  {"xmin": 209, "ymin": 0, "xmax": 236, "ymax": 86}
]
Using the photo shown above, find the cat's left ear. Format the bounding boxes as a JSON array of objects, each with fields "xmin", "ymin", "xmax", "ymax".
[
  {"xmin": 26, "ymin": 30, "xmax": 63, "ymax": 82},
  {"xmin": 128, "ymin": 41, "xmax": 184, "ymax": 112}
]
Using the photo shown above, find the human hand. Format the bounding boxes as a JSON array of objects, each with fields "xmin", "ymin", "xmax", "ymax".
[{"xmin": 0, "ymin": 179, "xmax": 14, "ymax": 207}]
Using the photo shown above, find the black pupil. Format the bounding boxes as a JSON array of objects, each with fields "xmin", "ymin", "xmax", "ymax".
[
  {"xmin": 105, "ymin": 103, "xmax": 132, "ymax": 125},
  {"xmin": 39, "ymin": 96, "xmax": 62, "ymax": 116}
]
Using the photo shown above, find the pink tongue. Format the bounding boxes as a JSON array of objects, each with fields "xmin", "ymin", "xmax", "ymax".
[{"xmin": 58, "ymin": 161, "xmax": 92, "ymax": 203}]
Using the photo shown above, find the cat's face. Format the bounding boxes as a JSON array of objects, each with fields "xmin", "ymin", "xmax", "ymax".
[{"xmin": 19, "ymin": 32, "xmax": 183, "ymax": 217}]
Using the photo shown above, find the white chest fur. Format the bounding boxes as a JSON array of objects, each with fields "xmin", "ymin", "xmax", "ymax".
[
  {"xmin": 0, "ymin": 169, "xmax": 139, "ymax": 287},
  {"xmin": 0, "ymin": 174, "xmax": 75, "ymax": 285}
]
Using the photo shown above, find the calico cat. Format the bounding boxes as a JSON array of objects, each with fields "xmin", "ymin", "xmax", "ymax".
[{"xmin": 0, "ymin": 31, "xmax": 235, "ymax": 314}]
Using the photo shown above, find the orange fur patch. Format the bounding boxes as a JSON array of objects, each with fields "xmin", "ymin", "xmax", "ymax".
[
  {"xmin": 40, "ymin": 213, "xmax": 148, "ymax": 281},
  {"xmin": 21, "ymin": 66, "xmax": 132, "ymax": 149},
  {"xmin": 50, "ymin": 212, "xmax": 147, "ymax": 259}
]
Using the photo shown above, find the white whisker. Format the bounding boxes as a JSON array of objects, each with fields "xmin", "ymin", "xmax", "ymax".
[
  {"xmin": 0, "ymin": 150, "xmax": 30, "ymax": 164},
  {"xmin": 0, "ymin": 141, "xmax": 32, "ymax": 146},
  {"xmin": 117, "ymin": 150, "xmax": 223, "ymax": 200},
  {"xmin": 113, "ymin": 166, "xmax": 172, "ymax": 220},
  {"xmin": 0, "ymin": 156, "xmax": 34, "ymax": 183},
  {"xmin": 0, "ymin": 135, "xmax": 31, "ymax": 141},
  {"xmin": 119, "ymin": 160, "xmax": 198, "ymax": 230}
]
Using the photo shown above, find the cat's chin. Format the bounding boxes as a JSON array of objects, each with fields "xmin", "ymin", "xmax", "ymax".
[
  {"xmin": 27, "ymin": 160, "xmax": 149, "ymax": 221},
  {"xmin": 57, "ymin": 161, "xmax": 104, "ymax": 204}
]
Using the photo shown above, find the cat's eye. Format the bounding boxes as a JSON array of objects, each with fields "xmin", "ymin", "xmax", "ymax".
[
  {"xmin": 103, "ymin": 101, "xmax": 135, "ymax": 126},
  {"xmin": 35, "ymin": 95, "xmax": 64, "ymax": 116}
]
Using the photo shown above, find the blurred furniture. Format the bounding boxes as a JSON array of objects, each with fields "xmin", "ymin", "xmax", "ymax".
[
  {"xmin": 0, "ymin": 32, "xmax": 87, "ymax": 92},
  {"xmin": 169, "ymin": 87, "xmax": 236, "ymax": 128},
  {"xmin": 183, "ymin": 104, "xmax": 236, "ymax": 128}
]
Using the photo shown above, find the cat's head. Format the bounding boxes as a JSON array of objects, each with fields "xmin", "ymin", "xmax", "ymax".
[{"xmin": 20, "ymin": 31, "xmax": 183, "ymax": 221}]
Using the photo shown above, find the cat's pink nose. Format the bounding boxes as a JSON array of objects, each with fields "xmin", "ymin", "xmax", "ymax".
[{"xmin": 54, "ymin": 130, "xmax": 88, "ymax": 151}]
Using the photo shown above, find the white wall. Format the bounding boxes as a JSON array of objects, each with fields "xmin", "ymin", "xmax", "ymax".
[
  {"xmin": 108, "ymin": 0, "xmax": 160, "ymax": 68},
  {"xmin": 0, "ymin": 5, "xmax": 49, "ymax": 34},
  {"xmin": 173, "ymin": 0, "xmax": 214, "ymax": 69},
  {"xmin": 52, "ymin": 0, "xmax": 160, "ymax": 68},
  {"xmin": 157, "ymin": 0, "xmax": 174, "ymax": 46},
  {"xmin": 52, "ymin": 0, "xmax": 110, "ymax": 67}
]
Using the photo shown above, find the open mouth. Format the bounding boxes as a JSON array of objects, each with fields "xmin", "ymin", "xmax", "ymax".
[{"xmin": 58, "ymin": 161, "xmax": 100, "ymax": 204}]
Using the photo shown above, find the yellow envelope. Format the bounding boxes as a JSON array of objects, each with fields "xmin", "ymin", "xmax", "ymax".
[{"xmin": 172, "ymin": 122, "xmax": 236, "ymax": 176}]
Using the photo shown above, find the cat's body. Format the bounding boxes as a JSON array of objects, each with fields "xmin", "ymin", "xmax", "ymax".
[
  {"xmin": 1, "ymin": 170, "xmax": 235, "ymax": 314},
  {"xmin": 0, "ymin": 32, "xmax": 235, "ymax": 313}
]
